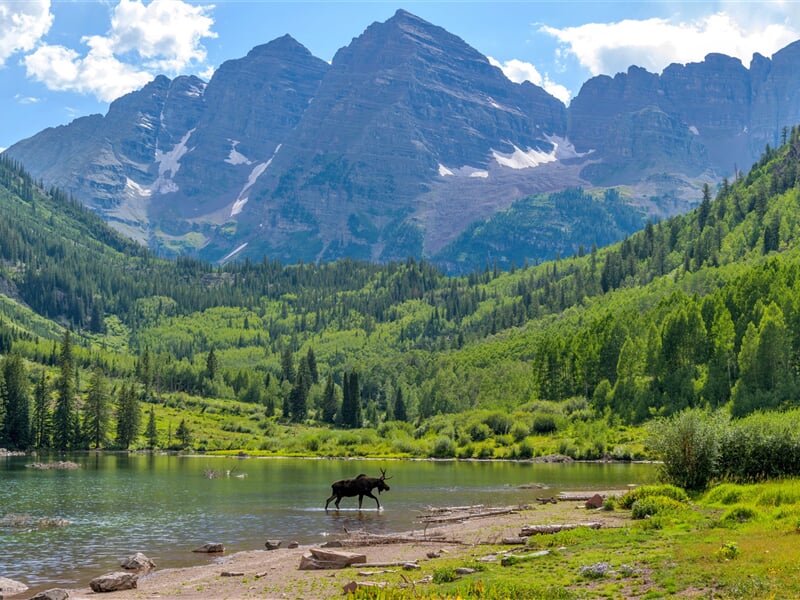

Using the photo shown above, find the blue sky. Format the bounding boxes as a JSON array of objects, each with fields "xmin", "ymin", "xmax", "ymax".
[{"xmin": 2, "ymin": 1, "xmax": 800, "ymax": 151}]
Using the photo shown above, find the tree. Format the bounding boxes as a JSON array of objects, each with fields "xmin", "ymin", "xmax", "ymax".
[
  {"xmin": 321, "ymin": 374, "xmax": 337, "ymax": 424},
  {"xmin": 305, "ymin": 347, "xmax": 319, "ymax": 384},
  {"xmin": 115, "ymin": 383, "xmax": 141, "ymax": 449},
  {"xmin": 31, "ymin": 371, "xmax": 51, "ymax": 448},
  {"xmin": 83, "ymin": 368, "xmax": 110, "ymax": 449},
  {"xmin": 1, "ymin": 354, "xmax": 31, "ymax": 449},
  {"xmin": 53, "ymin": 330, "xmax": 77, "ymax": 451},
  {"xmin": 205, "ymin": 346, "xmax": 218, "ymax": 381},
  {"xmin": 393, "ymin": 385, "xmax": 407, "ymax": 422},
  {"xmin": 175, "ymin": 418, "xmax": 192, "ymax": 448},
  {"xmin": 280, "ymin": 346, "xmax": 295, "ymax": 384},
  {"xmin": 145, "ymin": 406, "xmax": 158, "ymax": 449},
  {"xmin": 342, "ymin": 371, "xmax": 362, "ymax": 428},
  {"xmin": 288, "ymin": 369, "xmax": 308, "ymax": 422}
]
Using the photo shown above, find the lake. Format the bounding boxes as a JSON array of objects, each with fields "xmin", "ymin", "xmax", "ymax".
[{"xmin": 0, "ymin": 453, "xmax": 656, "ymax": 593}]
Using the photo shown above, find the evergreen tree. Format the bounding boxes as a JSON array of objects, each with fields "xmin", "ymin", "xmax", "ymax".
[
  {"xmin": 3, "ymin": 355, "xmax": 31, "ymax": 450},
  {"xmin": 115, "ymin": 383, "xmax": 141, "ymax": 449},
  {"xmin": 145, "ymin": 406, "xmax": 158, "ymax": 449},
  {"xmin": 289, "ymin": 369, "xmax": 308, "ymax": 422},
  {"xmin": 321, "ymin": 374, "xmax": 337, "ymax": 424},
  {"xmin": 175, "ymin": 418, "xmax": 192, "ymax": 448},
  {"xmin": 205, "ymin": 346, "xmax": 218, "ymax": 381},
  {"xmin": 393, "ymin": 386, "xmax": 407, "ymax": 422},
  {"xmin": 53, "ymin": 330, "xmax": 77, "ymax": 451},
  {"xmin": 83, "ymin": 368, "xmax": 110, "ymax": 449},
  {"xmin": 306, "ymin": 347, "xmax": 319, "ymax": 384},
  {"xmin": 344, "ymin": 371, "xmax": 362, "ymax": 428},
  {"xmin": 280, "ymin": 346, "xmax": 295, "ymax": 383},
  {"xmin": 31, "ymin": 371, "xmax": 51, "ymax": 448}
]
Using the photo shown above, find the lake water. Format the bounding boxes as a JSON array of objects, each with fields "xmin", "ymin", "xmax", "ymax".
[{"xmin": 0, "ymin": 453, "xmax": 656, "ymax": 593}]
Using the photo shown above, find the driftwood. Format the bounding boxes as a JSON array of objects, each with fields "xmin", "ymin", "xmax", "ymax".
[
  {"xmin": 557, "ymin": 491, "xmax": 628, "ymax": 502},
  {"xmin": 418, "ymin": 505, "xmax": 519, "ymax": 524},
  {"xmin": 500, "ymin": 537, "xmax": 527, "ymax": 545},
  {"xmin": 352, "ymin": 560, "xmax": 418, "ymax": 569},
  {"xmin": 331, "ymin": 530, "xmax": 451, "ymax": 547},
  {"xmin": 501, "ymin": 550, "xmax": 550, "ymax": 566},
  {"xmin": 520, "ymin": 522, "xmax": 602, "ymax": 536},
  {"xmin": 536, "ymin": 497, "xmax": 558, "ymax": 504}
]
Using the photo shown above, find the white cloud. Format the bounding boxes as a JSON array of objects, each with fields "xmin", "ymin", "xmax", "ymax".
[
  {"xmin": 14, "ymin": 94, "xmax": 40, "ymax": 104},
  {"xmin": 488, "ymin": 56, "xmax": 571, "ymax": 103},
  {"xmin": 23, "ymin": 0, "xmax": 216, "ymax": 102},
  {"xmin": 541, "ymin": 10, "xmax": 800, "ymax": 77},
  {"xmin": 109, "ymin": 0, "xmax": 216, "ymax": 72},
  {"xmin": 0, "ymin": 0, "xmax": 53, "ymax": 66}
]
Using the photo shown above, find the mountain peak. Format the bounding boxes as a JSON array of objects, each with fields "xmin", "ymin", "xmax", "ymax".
[{"xmin": 246, "ymin": 34, "xmax": 312, "ymax": 59}]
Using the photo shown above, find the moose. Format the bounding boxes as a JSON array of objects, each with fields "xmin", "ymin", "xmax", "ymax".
[{"xmin": 325, "ymin": 468, "xmax": 392, "ymax": 511}]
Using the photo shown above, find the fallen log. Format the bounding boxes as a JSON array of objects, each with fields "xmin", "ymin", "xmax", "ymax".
[
  {"xmin": 501, "ymin": 550, "xmax": 550, "ymax": 566},
  {"xmin": 556, "ymin": 490, "xmax": 628, "ymax": 502},
  {"xmin": 350, "ymin": 560, "xmax": 418, "ymax": 569},
  {"xmin": 418, "ymin": 506, "xmax": 518, "ymax": 524},
  {"xmin": 520, "ymin": 522, "xmax": 602, "ymax": 536}
]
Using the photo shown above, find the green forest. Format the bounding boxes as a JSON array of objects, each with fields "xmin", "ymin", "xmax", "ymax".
[{"xmin": 3, "ymin": 126, "xmax": 800, "ymax": 482}]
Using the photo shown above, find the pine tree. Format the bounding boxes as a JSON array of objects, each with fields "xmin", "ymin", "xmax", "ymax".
[
  {"xmin": 83, "ymin": 368, "xmax": 110, "ymax": 449},
  {"xmin": 2, "ymin": 354, "xmax": 31, "ymax": 450},
  {"xmin": 393, "ymin": 386, "xmax": 407, "ymax": 422},
  {"xmin": 31, "ymin": 371, "xmax": 51, "ymax": 448},
  {"xmin": 321, "ymin": 374, "xmax": 337, "ymax": 424},
  {"xmin": 53, "ymin": 330, "xmax": 76, "ymax": 451},
  {"xmin": 115, "ymin": 383, "xmax": 141, "ymax": 449},
  {"xmin": 289, "ymin": 369, "xmax": 308, "ymax": 422},
  {"xmin": 175, "ymin": 418, "xmax": 192, "ymax": 448},
  {"xmin": 306, "ymin": 347, "xmax": 319, "ymax": 384},
  {"xmin": 145, "ymin": 406, "xmax": 158, "ymax": 449},
  {"xmin": 205, "ymin": 346, "xmax": 218, "ymax": 381},
  {"xmin": 280, "ymin": 346, "xmax": 295, "ymax": 383}
]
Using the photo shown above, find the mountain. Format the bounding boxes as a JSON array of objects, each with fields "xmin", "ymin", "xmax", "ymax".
[{"xmin": 6, "ymin": 10, "xmax": 800, "ymax": 270}]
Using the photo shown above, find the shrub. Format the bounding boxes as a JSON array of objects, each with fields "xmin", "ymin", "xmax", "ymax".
[
  {"xmin": 715, "ymin": 541, "xmax": 740, "ymax": 561},
  {"xmin": 432, "ymin": 567, "xmax": 458, "ymax": 584},
  {"xmin": 510, "ymin": 421, "xmax": 530, "ymax": 441},
  {"xmin": 467, "ymin": 421, "xmax": 492, "ymax": 442},
  {"xmin": 484, "ymin": 412, "xmax": 514, "ymax": 435},
  {"xmin": 515, "ymin": 439, "xmax": 535, "ymax": 459},
  {"xmin": 646, "ymin": 408, "xmax": 724, "ymax": 490},
  {"xmin": 721, "ymin": 505, "xmax": 760, "ymax": 524},
  {"xmin": 619, "ymin": 484, "xmax": 689, "ymax": 509},
  {"xmin": 432, "ymin": 435, "xmax": 456, "ymax": 458},
  {"xmin": 631, "ymin": 496, "xmax": 684, "ymax": 519},
  {"xmin": 532, "ymin": 413, "xmax": 557, "ymax": 434}
]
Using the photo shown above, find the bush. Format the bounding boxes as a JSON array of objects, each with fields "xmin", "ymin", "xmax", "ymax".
[
  {"xmin": 532, "ymin": 414, "xmax": 557, "ymax": 434},
  {"xmin": 432, "ymin": 435, "xmax": 456, "ymax": 458},
  {"xmin": 631, "ymin": 496, "xmax": 684, "ymax": 519},
  {"xmin": 646, "ymin": 408, "xmax": 724, "ymax": 490},
  {"xmin": 484, "ymin": 412, "xmax": 514, "ymax": 435},
  {"xmin": 619, "ymin": 484, "xmax": 689, "ymax": 509},
  {"xmin": 510, "ymin": 421, "xmax": 530, "ymax": 441},
  {"xmin": 467, "ymin": 421, "xmax": 492, "ymax": 442},
  {"xmin": 721, "ymin": 505, "xmax": 760, "ymax": 524}
]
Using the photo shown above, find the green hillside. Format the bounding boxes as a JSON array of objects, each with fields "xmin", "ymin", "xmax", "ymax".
[{"xmin": 1, "ymin": 128, "xmax": 800, "ymax": 461}]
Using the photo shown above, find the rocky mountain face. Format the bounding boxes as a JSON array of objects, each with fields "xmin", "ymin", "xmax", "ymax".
[{"xmin": 6, "ymin": 10, "xmax": 800, "ymax": 268}]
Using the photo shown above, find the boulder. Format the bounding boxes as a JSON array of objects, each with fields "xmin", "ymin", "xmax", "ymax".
[
  {"xmin": 0, "ymin": 577, "xmax": 28, "ymax": 596},
  {"xmin": 192, "ymin": 542, "xmax": 224, "ymax": 553},
  {"xmin": 120, "ymin": 552, "xmax": 156, "ymax": 571},
  {"xmin": 89, "ymin": 571, "xmax": 138, "ymax": 593},
  {"xmin": 287, "ymin": 540, "xmax": 299, "ymax": 549},
  {"xmin": 264, "ymin": 540, "xmax": 282, "ymax": 550},
  {"xmin": 27, "ymin": 589, "xmax": 69, "ymax": 600},
  {"xmin": 299, "ymin": 548, "xmax": 367, "ymax": 570},
  {"xmin": 585, "ymin": 494, "xmax": 605, "ymax": 509}
]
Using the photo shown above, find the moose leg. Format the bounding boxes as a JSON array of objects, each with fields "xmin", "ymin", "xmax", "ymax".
[
  {"xmin": 364, "ymin": 492, "xmax": 381, "ymax": 510},
  {"xmin": 325, "ymin": 494, "xmax": 338, "ymax": 511},
  {"xmin": 358, "ymin": 494, "xmax": 364, "ymax": 509}
]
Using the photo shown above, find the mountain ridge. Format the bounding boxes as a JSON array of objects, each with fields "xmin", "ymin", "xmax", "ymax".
[{"xmin": 6, "ymin": 9, "xmax": 800, "ymax": 270}]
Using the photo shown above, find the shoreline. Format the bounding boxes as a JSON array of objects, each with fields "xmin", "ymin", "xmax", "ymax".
[{"xmin": 51, "ymin": 499, "xmax": 630, "ymax": 600}]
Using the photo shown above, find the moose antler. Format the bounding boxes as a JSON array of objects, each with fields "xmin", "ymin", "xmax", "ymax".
[{"xmin": 380, "ymin": 467, "xmax": 393, "ymax": 480}]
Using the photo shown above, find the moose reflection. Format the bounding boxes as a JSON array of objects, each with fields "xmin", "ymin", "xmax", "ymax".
[{"xmin": 325, "ymin": 468, "xmax": 392, "ymax": 511}]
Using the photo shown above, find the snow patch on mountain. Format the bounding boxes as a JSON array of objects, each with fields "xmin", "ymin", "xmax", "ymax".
[
  {"xmin": 230, "ymin": 144, "xmax": 281, "ymax": 216},
  {"xmin": 225, "ymin": 140, "xmax": 252, "ymax": 165},
  {"xmin": 152, "ymin": 128, "xmax": 195, "ymax": 194},
  {"xmin": 492, "ymin": 143, "xmax": 556, "ymax": 169}
]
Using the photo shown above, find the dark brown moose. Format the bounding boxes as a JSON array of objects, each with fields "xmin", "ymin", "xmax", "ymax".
[{"xmin": 325, "ymin": 468, "xmax": 392, "ymax": 510}]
